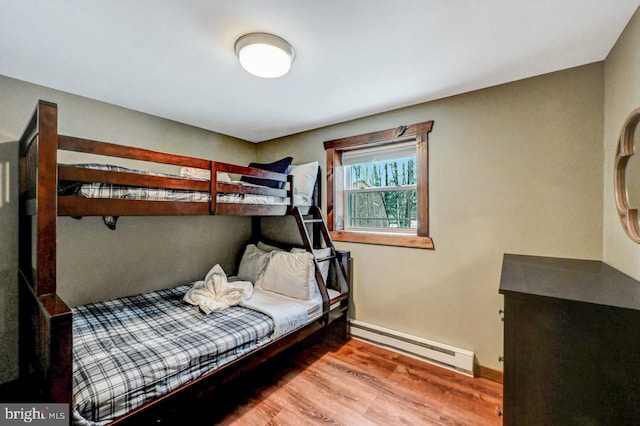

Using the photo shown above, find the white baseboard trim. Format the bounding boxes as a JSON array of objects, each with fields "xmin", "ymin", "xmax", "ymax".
[{"xmin": 349, "ymin": 319, "xmax": 475, "ymax": 377}]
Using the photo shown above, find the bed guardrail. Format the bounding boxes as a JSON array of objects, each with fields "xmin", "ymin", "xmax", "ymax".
[{"xmin": 56, "ymin": 132, "xmax": 293, "ymax": 216}]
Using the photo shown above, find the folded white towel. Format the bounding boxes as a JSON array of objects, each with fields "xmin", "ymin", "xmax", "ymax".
[{"xmin": 184, "ymin": 264, "xmax": 253, "ymax": 314}]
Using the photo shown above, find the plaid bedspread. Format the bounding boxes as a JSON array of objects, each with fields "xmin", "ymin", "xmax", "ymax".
[
  {"xmin": 59, "ymin": 163, "xmax": 211, "ymax": 202},
  {"xmin": 72, "ymin": 285, "xmax": 274, "ymax": 425}
]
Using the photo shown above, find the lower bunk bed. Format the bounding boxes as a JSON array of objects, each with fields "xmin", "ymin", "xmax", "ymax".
[{"xmin": 71, "ymin": 264, "xmax": 344, "ymax": 425}]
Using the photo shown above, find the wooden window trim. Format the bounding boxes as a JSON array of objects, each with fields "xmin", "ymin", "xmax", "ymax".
[{"xmin": 324, "ymin": 121, "xmax": 434, "ymax": 250}]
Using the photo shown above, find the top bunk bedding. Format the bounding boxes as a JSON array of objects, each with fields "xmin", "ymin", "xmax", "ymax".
[
  {"xmin": 59, "ymin": 163, "xmax": 313, "ymax": 207},
  {"xmin": 55, "ymin": 157, "xmax": 319, "ymax": 218}
]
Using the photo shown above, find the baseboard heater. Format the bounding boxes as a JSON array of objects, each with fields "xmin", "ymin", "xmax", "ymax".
[{"xmin": 349, "ymin": 319, "xmax": 475, "ymax": 377}]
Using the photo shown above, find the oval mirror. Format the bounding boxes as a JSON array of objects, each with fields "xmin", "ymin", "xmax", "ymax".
[{"xmin": 614, "ymin": 107, "xmax": 640, "ymax": 243}]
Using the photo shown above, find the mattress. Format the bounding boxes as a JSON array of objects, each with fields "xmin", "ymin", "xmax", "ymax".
[
  {"xmin": 72, "ymin": 285, "xmax": 274, "ymax": 425},
  {"xmin": 59, "ymin": 163, "xmax": 311, "ymax": 206},
  {"xmin": 240, "ymin": 286, "xmax": 340, "ymax": 337},
  {"xmin": 308, "ymin": 288, "xmax": 341, "ymax": 319},
  {"xmin": 71, "ymin": 283, "xmax": 338, "ymax": 425}
]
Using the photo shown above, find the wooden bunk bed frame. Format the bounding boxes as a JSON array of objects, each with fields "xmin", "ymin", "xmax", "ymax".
[{"xmin": 18, "ymin": 100, "xmax": 350, "ymax": 424}]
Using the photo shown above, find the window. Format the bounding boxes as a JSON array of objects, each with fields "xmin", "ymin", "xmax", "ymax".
[
  {"xmin": 324, "ymin": 121, "xmax": 434, "ymax": 249},
  {"xmin": 343, "ymin": 142, "xmax": 417, "ymax": 232}
]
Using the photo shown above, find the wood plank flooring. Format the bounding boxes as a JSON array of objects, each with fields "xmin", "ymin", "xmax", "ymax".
[
  {"xmin": 199, "ymin": 331, "xmax": 503, "ymax": 426},
  {"xmin": 0, "ymin": 326, "xmax": 503, "ymax": 425}
]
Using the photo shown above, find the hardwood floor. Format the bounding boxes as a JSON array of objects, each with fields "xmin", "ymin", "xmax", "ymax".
[
  {"xmin": 0, "ymin": 327, "xmax": 502, "ymax": 425},
  {"xmin": 198, "ymin": 331, "xmax": 503, "ymax": 426}
]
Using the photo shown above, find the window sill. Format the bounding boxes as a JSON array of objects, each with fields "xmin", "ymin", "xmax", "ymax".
[{"xmin": 330, "ymin": 231, "xmax": 434, "ymax": 250}]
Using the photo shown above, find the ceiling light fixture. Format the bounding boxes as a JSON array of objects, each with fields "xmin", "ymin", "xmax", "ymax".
[{"xmin": 234, "ymin": 33, "xmax": 295, "ymax": 78}]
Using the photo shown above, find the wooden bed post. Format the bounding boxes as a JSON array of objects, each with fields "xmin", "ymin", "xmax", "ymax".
[
  {"xmin": 35, "ymin": 101, "xmax": 58, "ymax": 295},
  {"xmin": 251, "ymin": 216, "xmax": 262, "ymax": 241},
  {"xmin": 19, "ymin": 100, "xmax": 58, "ymax": 295},
  {"xmin": 18, "ymin": 100, "xmax": 72, "ymax": 404},
  {"xmin": 313, "ymin": 168, "xmax": 322, "ymax": 248},
  {"xmin": 209, "ymin": 160, "xmax": 217, "ymax": 214}
]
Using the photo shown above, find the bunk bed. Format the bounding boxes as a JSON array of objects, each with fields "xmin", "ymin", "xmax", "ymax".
[{"xmin": 18, "ymin": 100, "xmax": 350, "ymax": 425}]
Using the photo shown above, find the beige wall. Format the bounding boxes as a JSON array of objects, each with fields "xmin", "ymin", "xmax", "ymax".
[
  {"xmin": 0, "ymin": 75, "xmax": 257, "ymax": 382},
  {"xmin": 258, "ymin": 63, "xmax": 605, "ymax": 370},
  {"xmin": 603, "ymin": 8, "xmax": 640, "ymax": 278}
]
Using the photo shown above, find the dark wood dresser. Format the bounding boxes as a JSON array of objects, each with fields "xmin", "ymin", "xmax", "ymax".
[{"xmin": 499, "ymin": 254, "xmax": 640, "ymax": 425}]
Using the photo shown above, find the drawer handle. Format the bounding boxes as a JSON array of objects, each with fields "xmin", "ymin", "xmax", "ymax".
[{"xmin": 498, "ymin": 356, "xmax": 504, "ymax": 362}]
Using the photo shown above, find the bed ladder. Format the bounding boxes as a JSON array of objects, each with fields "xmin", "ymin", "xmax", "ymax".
[{"xmin": 291, "ymin": 206, "xmax": 349, "ymax": 322}]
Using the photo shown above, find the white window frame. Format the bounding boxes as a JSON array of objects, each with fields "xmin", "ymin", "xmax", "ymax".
[{"xmin": 342, "ymin": 142, "xmax": 418, "ymax": 234}]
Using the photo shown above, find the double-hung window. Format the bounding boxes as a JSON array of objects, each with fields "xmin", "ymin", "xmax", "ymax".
[
  {"xmin": 324, "ymin": 121, "xmax": 434, "ymax": 249},
  {"xmin": 342, "ymin": 142, "xmax": 417, "ymax": 232}
]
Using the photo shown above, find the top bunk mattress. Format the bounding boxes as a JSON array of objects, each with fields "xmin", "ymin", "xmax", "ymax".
[{"xmin": 59, "ymin": 164, "xmax": 312, "ymax": 206}]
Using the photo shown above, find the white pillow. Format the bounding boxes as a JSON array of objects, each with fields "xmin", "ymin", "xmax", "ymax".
[
  {"xmin": 179, "ymin": 167, "xmax": 231, "ymax": 182},
  {"xmin": 255, "ymin": 251, "xmax": 315, "ymax": 300},
  {"xmin": 237, "ymin": 244, "xmax": 270, "ymax": 283},
  {"xmin": 291, "ymin": 247, "xmax": 332, "ymax": 289},
  {"xmin": 289, "ymin": 161, "xmax": 319, "ymax": 200},
  {"xmin": 179, "ymin": 167, "xmax": 208, "ymax": 179},
  {"xmin": 257, "ymin": 241, "xmax": 286, "ymax": 252},
  {"xmin": 217, "ymin": 172, "xmax": 232, "ymax": 183}
]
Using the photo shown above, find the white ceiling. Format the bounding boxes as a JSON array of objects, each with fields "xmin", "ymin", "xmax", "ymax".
[{"xmin": 1, "ymin": 1, "xmax": 639, "ymax": 142}]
